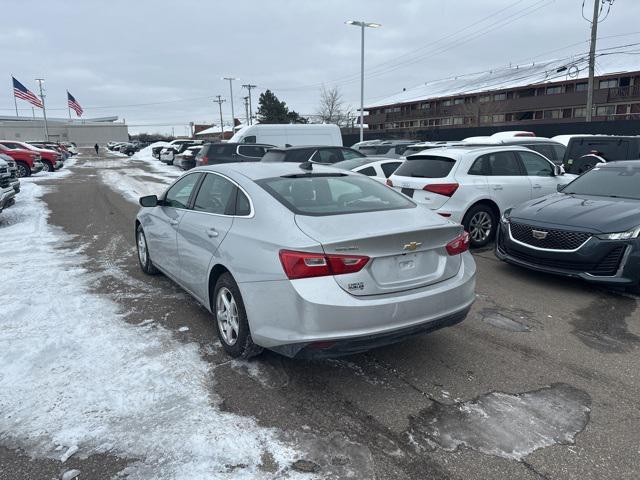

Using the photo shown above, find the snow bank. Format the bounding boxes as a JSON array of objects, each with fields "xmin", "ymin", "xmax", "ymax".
[
  {"xmin": 131, "ymin": 141, "xmax": 169, "ymax": 161},
  {"xmin": 0, "ymin": 182, "xmax": 303, "ymax": 479}
]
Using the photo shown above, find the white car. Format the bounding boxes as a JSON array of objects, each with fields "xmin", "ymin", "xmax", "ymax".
[
  {"xmin": 387, "ymin": 146, "xmax": 576, "ymax": 247},
  {"xmin": 333, "ymin": 157, "xmax": 404, "ymax": 182}
]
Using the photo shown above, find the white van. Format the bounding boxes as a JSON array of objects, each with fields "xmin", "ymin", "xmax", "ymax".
[{"xmin": 228, "ymin": 124, "xmax": 342, "ymax": 147}]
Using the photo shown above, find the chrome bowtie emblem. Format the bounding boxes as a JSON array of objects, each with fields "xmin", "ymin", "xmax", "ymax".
[
  {"xmin": 403, "ymin": 241, "xmax": 422, "ymax": 251},
  {"xmin": 532, "ymin": 230, "xmax": 548, "ymax": 240}
]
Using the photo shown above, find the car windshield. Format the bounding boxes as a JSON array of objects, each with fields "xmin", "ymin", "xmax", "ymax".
[
  {"xmin": 257, "ymin": 173, "xmax": 415, "ymax": 216},
  {"xmin": 562, "ymin": 165, "xmax": 640, "ymax": 200},
  {"xmin": 394, "ymin": 155, "xmax": 456, "ymax": 178}
]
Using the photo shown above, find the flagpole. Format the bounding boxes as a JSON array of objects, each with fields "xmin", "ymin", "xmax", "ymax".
[
  {"xmin": 35, "ymin": 78, "xmax": 49, "ymax": 141},
  {"xmin": 67, "ymin": 91, "xmax": 71, "ymax": 120},
  {"xmin": 11, "ymin": 77, "xmax": 18, "ymax": 117}
]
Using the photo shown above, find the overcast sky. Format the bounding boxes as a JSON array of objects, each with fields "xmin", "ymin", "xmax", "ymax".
[{"xmin": 2, "ymin": 0, "xmax": 639, "ymax": 135}]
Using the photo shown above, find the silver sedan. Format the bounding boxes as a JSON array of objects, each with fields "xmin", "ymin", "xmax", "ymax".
[{"xmin": 135, "ymin": 162, "xmax": 476, "ymax": 358}]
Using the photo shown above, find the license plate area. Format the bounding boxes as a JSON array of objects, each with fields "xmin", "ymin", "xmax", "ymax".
[
  {"xmin": 370, "ymin": 251, "xmax": 441, "ymax": 286},
  {"xmin": 401, "ymin": 187, "xmax": 414, "ymax": 197}
]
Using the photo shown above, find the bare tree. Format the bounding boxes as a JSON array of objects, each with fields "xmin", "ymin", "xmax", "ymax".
[{"xmin": 317, "ymin": 85, "xmax": 347, "ymax": 125}]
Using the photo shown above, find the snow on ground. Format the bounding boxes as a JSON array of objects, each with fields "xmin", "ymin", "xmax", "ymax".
[
  {"xmin": 0, "ymin": 180, "xmax": 305, "ymax": 478},
  {"xmin": 99, "ymin": 168, "xmax": 172, "ymax": 203}
]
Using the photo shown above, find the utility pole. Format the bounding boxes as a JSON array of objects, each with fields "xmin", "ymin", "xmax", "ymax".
[
  {"xmin": 223, "ymin": 77, "xmax": 238, "ymax": 132},
  {"xmin": 243, "ymin": 96, "xmax": 250, "ymax": 125},
  {"xmin": 213, "ymin": 95, "xmax": 226, "ymax": 140},
  {"xmin": 585, "ymin": 0, "xmax": 614, "ymax": 122},
  {"xmin": 35, "ymin": 78, "xmax": 49, "ymax": 140},
  {"xmin": 242, "ymin": 84, "xmax": 257, "ymax": 125}
]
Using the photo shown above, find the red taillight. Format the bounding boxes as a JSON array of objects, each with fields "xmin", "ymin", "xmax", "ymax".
[
  {"xmin": 385, "ymin": 178, "xmax": 394, "ymax": 187},
  {"xmin": 279, "ymin": 250, "xmax": 369, "ymax": 280},
  {"xmin": 446, "ymin": 231, "xmax": 470, "ymax": 256},
  {"xmin": 200, "ymin": 156, "xmax": 208, "ymax": 165},
  {"xmin": 424, "ymin": 183, "xmax": 459, "ymax": 197}
]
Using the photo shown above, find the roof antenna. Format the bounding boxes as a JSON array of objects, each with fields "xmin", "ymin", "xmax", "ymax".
[{"xmin": 299, "ymin": 161, "xmax": 313, "ymax": 171}]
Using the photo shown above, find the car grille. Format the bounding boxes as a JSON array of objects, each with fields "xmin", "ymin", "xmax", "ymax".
[
  {"xmin": 510, "ymin": 222, "xmax": 591, "ymax": 250},
  {"xmin": 0, "ymin": 177, "xmax": 10, "ymax": 188},
  {"xmin": 0, "ymin": 167, "xmax": 7, "ymax": 174},
  {"xmin": 502, "ymin": 242, "xmax": 627, "ymax": 277}
]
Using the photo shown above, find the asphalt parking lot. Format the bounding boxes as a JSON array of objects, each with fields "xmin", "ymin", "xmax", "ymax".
[{"xmin": 2, "ymin": 150, "xmax": 639, "ymax": 480}]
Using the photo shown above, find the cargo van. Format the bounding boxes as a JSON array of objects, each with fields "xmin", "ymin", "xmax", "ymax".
[{"xmin": 228, "ymin": 124, "xmax": 342, "ymax": 147}]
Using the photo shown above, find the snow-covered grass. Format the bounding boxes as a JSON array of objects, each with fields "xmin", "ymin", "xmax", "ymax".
[{"xmin": 0, "ymin": 181, "xmax": 303, "ymax": 478}]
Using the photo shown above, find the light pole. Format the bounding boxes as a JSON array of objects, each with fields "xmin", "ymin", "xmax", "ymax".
[
  {"xmin": 35, "ymin": 78, "xmax": 49, "ymax": 140},
  {"xmin": 346, "ymin": 20, "xmax": 381, "ymax": 143},
  {"xmin": 213, "ymin": 95, "xmax": 225, "ymax": 140},
  {"xmin": 223, "ymin": 77, "xmax": 238, "ymax": 132}
]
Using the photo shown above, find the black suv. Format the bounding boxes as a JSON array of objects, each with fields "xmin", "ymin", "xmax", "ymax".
[
  {"xmin": 195, "ymin": 143, "xmax": 274, "ymax": 167},
  {"xmin": 261, "ymin": 146, "xmax": 365, "ymax": 164},
  {"xmin": 563, "ymin": 136, "xmax": 640, "ymax": 174}
]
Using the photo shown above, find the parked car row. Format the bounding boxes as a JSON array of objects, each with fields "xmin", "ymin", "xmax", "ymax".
[
  {"xmin": 108, "ymin": 141, "xmax": 149, "ymax": 156},
  {"xmin": 0, "ymin": 139, "xmax": 74, "ymax": 177}
]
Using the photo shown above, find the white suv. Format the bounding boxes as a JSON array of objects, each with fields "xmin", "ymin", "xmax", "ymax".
[{"xmin": 388, "ymin": 146, "xmax": 575, "ymax": 247}]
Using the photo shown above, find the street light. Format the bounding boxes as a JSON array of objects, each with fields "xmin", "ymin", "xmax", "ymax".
[
  {"xmin": 346, "ymin": 20, "xmax": 381, "ymax": 143},
  {"xmin": 222, "ymin": 77, "xmax": 239, "ymax": 133}
]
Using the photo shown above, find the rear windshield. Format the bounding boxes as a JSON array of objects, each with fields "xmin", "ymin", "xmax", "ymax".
[
  {"xmin": 332, "ymin": 159, "xmax": 371, "ymax": 170},
  {"xmin": 360, "ymin": 145, "xmax": 392, "ymax": 155},
  {"xmin": 394, "ymin": 155, "xmax": 456, "ymax": 178},
  {"xmin": 562, "ymin": 165, "xmax": 640, "ymax": 200},
  {"xmin": 565, "ymin": 139, "xmax": 632, "ymax": 162},
  {"xmin": 257, "ymin": 174, "xmax": 415, "ymax": 216}
]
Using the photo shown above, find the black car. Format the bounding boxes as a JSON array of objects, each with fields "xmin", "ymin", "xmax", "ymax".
[
  {"xmin": 119, "ymin": 143, "xmax": 140, "ymax": 156},
  {"xmin": 261, "ymin": 146, "xmax": 365, "ymax": 164},
  {"xmin": 496, "ymin": 161, "xmax": 640, "ymax": 291},
  {"xmin": 563, "ymin": 135, "xmax": 640, "ymax": 174},
  {"xmin": 174, "ymin": 146, "xmax": 203, "ymax": 170},
  {"xmin": 195, "ymin": 143, "xmax": 274, "ymax": 167}
]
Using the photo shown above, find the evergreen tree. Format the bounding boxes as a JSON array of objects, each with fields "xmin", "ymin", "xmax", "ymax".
[{"xmin": 256, "ymin": 89, "xmax": 307, "ymax": 124}]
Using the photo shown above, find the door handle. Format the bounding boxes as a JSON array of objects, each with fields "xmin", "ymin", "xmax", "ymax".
[
  {"xmin": 169, "ymin": 219, "xmax": 179, "ymax": 226},
  {"xmin": 532, "ymin": 184, "xmax": 542, "ymax": 189},
  {"xmin": 493, "ymin": 185, "xmax": 503, "ymax": 191},
  {"xmin": 207, "ymin": 228, "xmax": 219, "ymax": 238}
]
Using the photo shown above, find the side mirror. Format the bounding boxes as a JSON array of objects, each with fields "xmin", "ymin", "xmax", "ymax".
[
  {"xmin": 139, "ymin": 195, "xmax": 158, "ymax": 207},
  {"xmin": 556, "ymin": 184, "xmax": 566, "ymax": 192}
]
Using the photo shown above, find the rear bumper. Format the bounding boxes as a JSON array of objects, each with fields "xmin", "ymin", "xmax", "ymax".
[
  {"xmin": 495, "ymin": 222, "xmax": 640, "ymax": 286},
  {"xmin": 240, "ymin": 252, "xmax": 476, "ymax": 356},
  {"xmin": 11, "ymin": 178, "xmax": 20, "ymax": 193},
  {"xmin": 54, "ymin": 160, "xmax": 64, "ymax": 170},
  {"xmin": 32, "ymin": 162, "xmax": 44, "ymax": 174}
]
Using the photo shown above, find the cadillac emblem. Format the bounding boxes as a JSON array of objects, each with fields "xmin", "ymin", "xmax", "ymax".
[{"xmin": 531, "ymin": 230, "xmax": 548, "ymax": 240}]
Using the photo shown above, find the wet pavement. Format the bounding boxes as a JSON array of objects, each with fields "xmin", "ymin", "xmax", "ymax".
[{"xmin": 2, "ymin": 150, "xmax": 639, "ymax": 479}]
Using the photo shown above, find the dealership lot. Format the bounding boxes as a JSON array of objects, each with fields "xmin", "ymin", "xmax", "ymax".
[{"xmin": 0, "ymin": 149, "xmax": 638, "ymax": 480}]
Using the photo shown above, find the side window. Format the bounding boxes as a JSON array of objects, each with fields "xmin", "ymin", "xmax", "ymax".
[
  {"xmin": 486, "ymin": 152, "xmax": 523, "ymax": 176},
  {"xmin": 525, "ymin": 144, "xmax": 556, "ymax": 162},
  {"xmin": 358, "ymin": 166, "xmax": 377, "ymax": 176},
  {"xmin": 552, "ymin": 145, "xmax": 566, "ymax": 163},
  {"xmin": 235, "ymin": 189, "xmax": 252, "ymax": 216},
  {"xmin": 193, "ymin": 174, "xmax": 236, "ymax": 215},
  {"xmin": 314, "ymin": 148, "xmax": 342, "ymax": 164},
  {"xmin": 381, "ymin": 162, "xmax": 402, "ymax": 177},
  {"xmin": 395, "ymin": 145, "xmax": 409, "ymax": 155},
  {"xmin": 237, "ymin": 145, "xmax": 265, "ymax": 158},
  {"xmin": 165, "ymin": 173, "xmax": 201, "ymax": 209},
  {"xmin": 468, "ymin": 156, "xmax": 489, "ymax": 175},
  {"xmin": 242, "ymin": 136, "xmax": 257, "ymax": 144},
  {"xmin": 518, "ymin": 152, "xmax": 554, "ymax": 177},
  {"xmin": 286, "ymin": 149, "xmax": 315, "ymax": 162},
  {"xmin": 342, "ymin": 149, "xmax": 363, "ymax": 160}
]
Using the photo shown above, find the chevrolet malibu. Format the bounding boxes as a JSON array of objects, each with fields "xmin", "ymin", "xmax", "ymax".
[
  {"xmin": 496, "ymin": 161, "xmax": 640, "ymax": 291},
  {"xmin": 135, "ymin": 163, "xmax": 476, "ymax": 358}
]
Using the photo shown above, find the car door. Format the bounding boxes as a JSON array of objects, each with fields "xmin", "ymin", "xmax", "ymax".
[
  {"xmin": 482, "ymin": 151, "xmax": 532, "ymax": 211},
  {"xmin": 176, "ymin": 173, "xmax": 237, "ymax": 301},
  {"xmin": 145, "ymin": 173, "xmax": 202, "ymax": 277},
  {"xmin": 516, "ymin": 150, "xmax": 558, "ymax": 197}
]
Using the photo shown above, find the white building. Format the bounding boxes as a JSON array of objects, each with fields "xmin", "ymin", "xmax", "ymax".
[{"xmin": 0, "ymin": 115, "xmax": 129, "ymax": 146}]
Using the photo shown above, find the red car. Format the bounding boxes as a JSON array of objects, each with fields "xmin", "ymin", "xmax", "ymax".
[
  {"xmin": 0, "ymin": 143, "xmax": 43, "ymax": 177},
  {"xmin": 0, "ymin": 140, "xmax": 62, "ymax": 172}
]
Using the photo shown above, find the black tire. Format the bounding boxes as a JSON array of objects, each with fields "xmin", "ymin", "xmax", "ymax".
[
  {"xmin": 213, "ymin": 272, "xmax": 262, "ymax": 359},
  {"xmin": 16, "ymin": 162, "xmax": 30, "ymax": 178},
  {"xmin": 463, "ymin": 204, "xmax": 497, "ymax": 248},
  {"xmin": 136, "ymin": 225, "xmax": 159, "ymax": 275},
  {"xmin": 41, "ymin": 161, "xmax": 53, "ymax": 173}
]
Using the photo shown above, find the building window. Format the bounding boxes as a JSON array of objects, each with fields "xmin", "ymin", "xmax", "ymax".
[
  {"xmin": 534, "ymin": 111, "xmax": 543, "ymax": 120},
  {"xmin": 505, "ymin": 113, "xmax": 513, "ymax": 122},
  {"xmin": 479, "ymin": 115, "xmax": 492, "ymax": 123},
  {"xmin": 596, "ymin": 105, "xmax": 616, "ymax": 116},
  {"xmin": 546, "ymin": 86, "xmax": 563, "ymax": 95},
  {"xmin": 518, "ymin": 88, "xmax": 536, "ymax": 98},
  {"xmin": 441, "ymin": 117, "xmax": 452, "ymax": 126},
  {"xmin": 562, "ymin": 108, "xmax": 573, "ymax": 118},
  {"xmin": 479, "ymin": 95, "xmax": 492, "ymax": 103},
  {"xmin": 453, "ymin": 117, "xmax": 464, "ymax": 125},
  {"xmin": 442, "ymin": 99, "xmax": 452, "ymax": 106},
  {"xmin": 576, "ymin": 82, "xmax": 588, "ymax": 91},
  {"xmin": 420, "ymin": 102, "xmax": 431, "ymax": 109},
  {"xmin": 573, "ymin": 107, "xmax": 586, "ymax": 118},
  {"xmin": 599, "ymin": 79, "xmax": 618, "ymax": 89},
  {"xmin": 543, "ymin": 109, "xmax": 562, "ymax": 119},
  {"xmin": 492, "ymin": 114, "xmax": 505, "ymax": 123},
  {"xmin": 493, "ymin": 93, "xmax": 506, "ymax": 101}
]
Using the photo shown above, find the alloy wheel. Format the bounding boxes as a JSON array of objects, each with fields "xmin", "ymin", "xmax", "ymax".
[
  {"xmin": 16, "ymin": 164, "xmax": 28, "ymax": 177},
  {"xmin": 216, "ymin": 287, "xmax": 239, "ymax": 346},
  {"xmin": 469, "ymin": 211, "xmax": 492, "ymax": 243},
  {"xmin": 41, "ymin": 162, "xmax": 51, "ymax": 172},
  {"xmin": 137, "ymin": 231, "xmax": 147, "ymax": 265}
]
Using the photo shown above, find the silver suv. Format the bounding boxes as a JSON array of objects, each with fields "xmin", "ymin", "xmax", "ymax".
[
  {"xmin": 0, "ymin": 158, "xmax": 17, "ymax": 214},
  {"xmin": 0, "ymin": 153, "xmax": 20, "ymax": 193}
]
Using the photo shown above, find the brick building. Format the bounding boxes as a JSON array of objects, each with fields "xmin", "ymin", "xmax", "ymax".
[{"xmin": 364, "ymin": 55, "xmax": 640, "ymax": 133}]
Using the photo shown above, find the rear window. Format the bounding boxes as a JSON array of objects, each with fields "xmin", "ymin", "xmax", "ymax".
[
  {"xmin": 360, "ymin": 145, "xmax": 392, "ymax": 155},
  {"xmin": 394, "ymin": 155, "xmax": 456, "ymax": 178},
  {"xmin": 261, "ymin": 150, "xmax": 286, "ymax": 162},
  {"xmin": 257, "ymin": 174, "xmax": 415, "ymax": 216},
  {"xmin": 566, "ymin": 139, "xmax": 631, "ymax": 162}
]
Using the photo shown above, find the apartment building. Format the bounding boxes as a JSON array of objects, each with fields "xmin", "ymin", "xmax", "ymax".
[{"xmin": 364, "ymin": 55, "xmax": 640, "ymax": 132}]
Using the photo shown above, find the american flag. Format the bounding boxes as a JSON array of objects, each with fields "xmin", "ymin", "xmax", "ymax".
[
  {"xmin": 12, "ymin": 77, "xmax": 43, "ymax": 108},
  {"xmin": 67, "ymin": 91, "xmax": 83, "ymax": 117}
]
